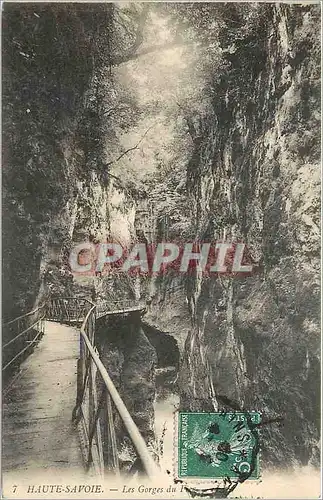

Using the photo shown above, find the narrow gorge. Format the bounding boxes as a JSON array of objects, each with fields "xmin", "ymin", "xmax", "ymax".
[{"xmin": 3, "ymin": 2, "xmax": 320, "ymax": 498}]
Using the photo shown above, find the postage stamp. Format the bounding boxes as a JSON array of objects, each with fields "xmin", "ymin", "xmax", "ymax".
[{"xmin": 176, "ymin": 412, "xmax": 261, "ymax": 480}]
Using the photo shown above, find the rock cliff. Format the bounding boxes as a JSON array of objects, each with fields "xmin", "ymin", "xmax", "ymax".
[
  {"xmin": 145, "ymin": 3, "xmax": 320, "ymax": 468},
  {"xmin": 3, "ymin": 2, "xmax": 320, "ymax": 474}
]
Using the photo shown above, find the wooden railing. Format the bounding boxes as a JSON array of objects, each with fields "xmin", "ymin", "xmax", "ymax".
[
  {"xmin": 4, "ymin": 297, "xmax": 157, "ymax": 477},
  {"xmin": 46, "ymin": 297, "xmax": 158, "ymax": 477},
  {"xmin": 3, "ymin": 304, "xmax": 46, "ymax": 372},
  {"xmin": 96, "ymin": 299, "xmax": 144, "ymax": 319},
  {"xmin": 46, "ymin": 297, "xmax": 92, "ymax": 324},
  {"xmin": 47, "ymin": 297, "xmax": 144, "ymax": 322}
]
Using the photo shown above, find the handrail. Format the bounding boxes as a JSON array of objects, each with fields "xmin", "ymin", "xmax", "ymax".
[
  {"xmin": 3, "ymin": 297, "xmax": 135, "ymax": 326},
  {"xmin": 72, "ymin": 299, "xmax": 158, "ymax": 477},
  {"xmin": 46, "ymin": 297, "xmax": 93, "ymax": 324},
  {"xmin": 3, "ymin": 319, "xmax": 44, "ymax": 349},
  {"xmin": 3, "ymin": 325, "xmax": 44, "ymax": 371},
  {"xmin": 4, "ymin": 296, "xmax": 158, "ymax": 478},
  {"xmin": 79, "ymin": 317, "xmax": 158, "ymax": 477},
  {"xmin": 95, "ymin": 299, "xmax": 144, "ymax": 318},
  {"xmin": 3, "ymin": 304, "xmax": 46, "ymax": 371},
  {"xmin": 49, "ymin": 296, "xmax": 94, "ymax": 304},
  {"xmin": 4, "ymin": 303, "xmax": 46, "ymax": 327}
]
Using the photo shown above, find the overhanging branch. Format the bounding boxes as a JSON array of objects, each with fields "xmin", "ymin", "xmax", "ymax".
[
  {"xmin": 111, "ymin": 41, "xmax": 185, "ymax": 66},
  {"xmin": 104, "ymin": 123, "xmax": 155, "ymax": 168}
]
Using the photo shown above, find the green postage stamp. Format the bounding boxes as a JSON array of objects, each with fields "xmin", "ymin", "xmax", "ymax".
[{"xmin": 177, "ymin": 412, "xmax": 261, "ymax": 480}]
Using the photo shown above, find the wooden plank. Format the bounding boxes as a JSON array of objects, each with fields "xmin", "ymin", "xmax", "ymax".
[
  {"xmin": 2, "ymin": 321, "xmax": 83, "ymax": 474},
  {"xmin": 96, "ymin": 306, "xmax": 144, "ymax": 319},
  {"xmin": 105, "ymin": 392, "xmax": 120, "ymax": 474}
]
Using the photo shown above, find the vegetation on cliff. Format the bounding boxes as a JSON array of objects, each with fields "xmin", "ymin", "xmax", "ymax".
[
  {"xmin": 145, "ymin": 3, "xmax": 320, "ymax": 468},
  {"xmin": 2, "ymin": 3, "xmax": 148, "ymax": 319},
  {"xmin": 3, "ymin": 2, "xmax": 320, "ymax": 475}
]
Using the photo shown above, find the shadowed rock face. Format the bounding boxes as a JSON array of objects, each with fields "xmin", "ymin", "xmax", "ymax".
[
  {"xmin": 144, "ymin": 4, "xmax": 320, "ymax": 469},
  {"xmin": 142, "ymin": 322, "xmax": 180, "ymax": 370},
  {"xmin": 3, "ymin": 2, "xmax": 320, "ymax": 474},
  {"xmin": 96, "ymin": 313, "xmax": 157, "ymax": 465},
  {"xmin": 2, "ymin": 4, "xmax": 116, "ymax": 321}
]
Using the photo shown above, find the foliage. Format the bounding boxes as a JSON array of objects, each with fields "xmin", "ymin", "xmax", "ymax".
[{"xmin": 2, "ymin": 3, "xmax": 148, "ymax": 319}]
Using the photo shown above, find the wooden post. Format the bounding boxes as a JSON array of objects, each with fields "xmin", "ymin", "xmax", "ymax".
[
  {"xmin": 87, "ymin": 355, "xmax": 94, "ymax": 469},
  {"xmin": 105, "ymin": 390, "xmax": 119, "ymax": 474},
  {"xmin": 80, "ymin": 331, "xmax": 159, "ymax": 477},
  {"xmin": 63, "ymin": 301, "xmax": 69, "ymax": 322}
]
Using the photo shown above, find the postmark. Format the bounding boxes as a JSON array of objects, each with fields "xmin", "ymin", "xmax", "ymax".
[{"xmin": 176, "ymin": 412, "xmax": 261, "ymax": 481}]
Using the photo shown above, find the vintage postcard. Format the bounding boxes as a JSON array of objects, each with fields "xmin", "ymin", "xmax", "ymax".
[{"xmin": 2, "ymin": 1, "xmax": 321, "ymax": 499}]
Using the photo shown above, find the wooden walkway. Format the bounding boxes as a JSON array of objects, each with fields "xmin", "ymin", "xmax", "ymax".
[
  {"xmin": 96, "ymin": 305, "xmax": 145, "ymax": 319},
  {"xmin": 2, "ymin": 321, "xmax": 83, "ymax": 473}
]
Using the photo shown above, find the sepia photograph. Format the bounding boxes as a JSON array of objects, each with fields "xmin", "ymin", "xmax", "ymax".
[{"xmin": 2, "ymin": 2, "xmax": 321, "ymax": 498}]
